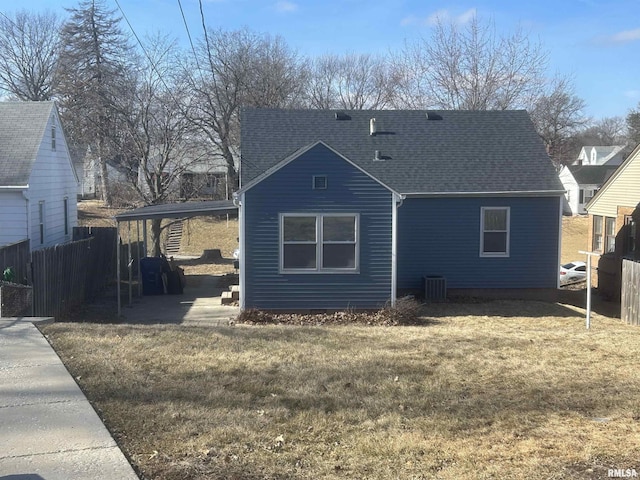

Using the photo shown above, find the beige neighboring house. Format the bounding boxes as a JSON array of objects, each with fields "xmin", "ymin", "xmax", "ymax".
[
  {"xmin": 0, "ymin": 101, "xmax": 78, "ymax": 250},
  {"xmin": 585, "ymin": 144, "xmax": 640, "ymax": 300}
]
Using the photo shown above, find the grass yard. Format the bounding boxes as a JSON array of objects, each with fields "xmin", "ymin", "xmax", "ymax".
[
  {"xmin": 43, "ymin": 303, "xmax": 640, "ymax": 480},
  {"xmin": 561, "ymin": 215, "xmax": 589, "ymax": 265}
]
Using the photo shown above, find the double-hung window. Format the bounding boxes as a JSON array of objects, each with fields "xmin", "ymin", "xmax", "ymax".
[
  {"xmin": 625, "ymin": 215, "xmax": 637, "ymax": 255},
  {"xmin": 480, "ymin": 207, "xmax": 510, "ymax": 257},
  {"xmin": 281, "ymin": 213, "xmax": 358, "ymax": 272},
  {"xmin": 605, "ymin": 217, "xmax": 616, "ymax": 253},
  {"xmin": 593, "ymin": 215, "xmax": 603, "ymax": 251}
]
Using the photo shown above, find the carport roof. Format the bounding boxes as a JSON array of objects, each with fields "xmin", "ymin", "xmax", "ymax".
[{"xmin": 115, "ymin": 200, "xmax": 237, "ymax": 222}]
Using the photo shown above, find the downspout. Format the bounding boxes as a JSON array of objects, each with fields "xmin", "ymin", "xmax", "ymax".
[
  {"xmin": 391, "ymin": 193, "xmax": 406, "ymax": 307},
  {"xmin": 233, "ymin": 192, "xmax": 245, "ymax": 310},
  {"xmin": 557, "ymin": 194, "xmax": 563, "ymax": 289}
]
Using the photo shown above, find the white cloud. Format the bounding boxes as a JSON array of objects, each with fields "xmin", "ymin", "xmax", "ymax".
[
  {"xmin": 275, "ymin": 0, "xmax": 298, "ymax": 13},
  {"xmin": 456, "ymin": 8, "xmax": 477, "ymax": 25},
  {"xmin": 426, "ymin": 9, "xmax": 450, "ymax": 26},
  {"xmin": 609, "ymin": 28, "xmax": 640, "ymax": 43},
  {"xmin": 401, "ymin": 8, "xmax": 477, "ymax": 27}
]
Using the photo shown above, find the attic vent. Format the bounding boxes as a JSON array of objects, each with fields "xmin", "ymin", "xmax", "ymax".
[
  {"xmin": 335, "ymin": 112, "xmax": 351, "ymax": 121},
  {"xmin": 426, "ymin": 112, "xmax": 443, "ymax": 121},
  {"xmin": 373, "ymin": 150, "xmax": 383, "ymax": 161},
  {"xmin": 313, "ymin": 175, "xmax": 327, "ymax": 189}
]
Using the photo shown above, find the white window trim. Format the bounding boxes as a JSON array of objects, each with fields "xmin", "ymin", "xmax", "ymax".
[
  {"xmin": 480, "ymin": 206, "xmax": 510, "ymax": 258},
  {"xmin": 280, "ymin": 212, "xmax": 360, "ymax": 274}
]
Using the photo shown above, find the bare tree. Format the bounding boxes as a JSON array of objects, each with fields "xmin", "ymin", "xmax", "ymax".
[
  {"xmin": 114, "ymin": 34, "xmax": 216, "ymax": 254},
  {"xmin": 591, "ymin": 116, "xmax": 627, "ymax": 145},
  {"xmin": 393, "ymin": 15, "xmax": 548, "ymax": 110},
  {"xmin": 307, "ymin": 53, "xmax": 396, "ymax": 109},
  {"xmin": 56, "ymin": 0, "xmax": 133, "ymax": 206},
  {"xmin": 626, "ymin": 102, "xmax": 640, "ymax": 149},
  {"xmin": 183, "ymin": 28, "xmax": 307, "ymax": 190},
  {"xmin": 0, "ymin": 10, "xmax": 61, "ymax": 100},
  {"xmin": 529, "ymin": 76, "xmax": 588, "ymax": 165}
]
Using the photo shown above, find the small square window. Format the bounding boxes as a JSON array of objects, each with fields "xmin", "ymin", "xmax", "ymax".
[{"xmin": 313, "ymin": 175, "xmax": 327, "ymax": 190}]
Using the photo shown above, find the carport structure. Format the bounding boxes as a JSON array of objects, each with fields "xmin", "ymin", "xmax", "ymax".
[{"xmin": 114, "ymin": 200, "xmax": 238, "ymax": 316}]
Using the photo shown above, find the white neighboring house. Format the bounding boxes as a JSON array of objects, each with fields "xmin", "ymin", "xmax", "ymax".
[
  {"xmin": 559, "ymin": 145, "xmax": 626, "ymax": 215},
  {"xmin": 559, "ymin": 164, "xmax": 618, "ymax": 215},
  {"xmin": 573, "ymin": 145, "xmax": 625, "ymax": 166},
  {"xmin": 0, "ymin": 101, "xmax": 78, "ymax": 250}
]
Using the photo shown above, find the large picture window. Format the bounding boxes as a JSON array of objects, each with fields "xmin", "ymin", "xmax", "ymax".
[
  {"xmin": 281, "ymin": 213, "xmax": 358, "ymax": 272},
  {"xmin": 480, "ymin": 207, "xmax": 509, "ymax": 257}
]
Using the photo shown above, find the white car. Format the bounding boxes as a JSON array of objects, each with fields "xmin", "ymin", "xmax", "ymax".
[{"xmin": 559, "ymin": 261, "xmax": 587, "ymax": 285}]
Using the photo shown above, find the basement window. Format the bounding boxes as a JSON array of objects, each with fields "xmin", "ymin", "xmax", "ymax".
[{"xmin": 313, "ymin": 175, "xmax": 327, "ymax": 190}]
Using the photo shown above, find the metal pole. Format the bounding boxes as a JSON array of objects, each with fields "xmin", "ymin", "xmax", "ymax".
[
  {"xmin": 142, "ymin": 220, "xmax": 148, "ymax": 258},
  {"xmin": 117, "ymin": 222, "xmax": 121, "ymax": 317},
  {"xmin": 586, "ymin": 254, "xmax": 592, "ymax": 329},
  {"xmin": 579, "ymin": 250, "xmax": 600, "ymax": 330},
  {"xmin": 137, "ymin": 220, "xmax": 142, "ymax": 297},
  {"xmin": 128, "ymin": 221, "xmax": 132, "ymax": 305}
]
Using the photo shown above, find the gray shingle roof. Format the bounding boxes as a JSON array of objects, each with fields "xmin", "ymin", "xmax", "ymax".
[
  {"xmin": 568, "ymin": 165, "xmax": 617, "ymax": 185},
  {"xmin": 0, "ymin": 101, "xmax": 55, "ymax": 186},
  {"xmin": 241, "ymin": 108, "xmax": 564, "ymax": 195}
]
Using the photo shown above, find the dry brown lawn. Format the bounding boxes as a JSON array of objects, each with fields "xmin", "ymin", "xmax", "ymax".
[
  {"xmin": 561, "ymin": 216, "xmax": 589, "ymax": 265},
  {"xmin": 43, "ymin": 303, "xmax": 640, "ymax": 480}
]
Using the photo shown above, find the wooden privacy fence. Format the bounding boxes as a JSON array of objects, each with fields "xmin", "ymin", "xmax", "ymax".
[
  {"xmin": 31, "ymin": 227, "xmax": 117, "ymax": 317},
  {"xmin": 621, "ymin": 259, "xmax": 640, "ymax": 326},
  {"xmin": 73, "ymin": 227, "xmax": 118, "ymax": 299},
  {"xmin": 0, "ymin": 239, "xmax": 30, "ymax": 284}
]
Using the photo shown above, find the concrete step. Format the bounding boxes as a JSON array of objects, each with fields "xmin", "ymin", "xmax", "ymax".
[
  {"xmin": 229, "ymin": 285, "xmax": 240, "ymax": 300},
  {"xmin": 165, "ymin": 220, "xmax": 184, "ymax": 255},
  {"xmin": 220, "ymin": 291, "xmax": 236, "ymax": 305}
]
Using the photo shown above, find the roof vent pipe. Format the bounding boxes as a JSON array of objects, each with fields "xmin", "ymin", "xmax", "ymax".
[
  {"xmin": 374, "ymin": 150, "xmax": 382, "ymax": 161},
  {"xmin": 370, "ymin": 118, "xmax": 377, "ymax": 136}
]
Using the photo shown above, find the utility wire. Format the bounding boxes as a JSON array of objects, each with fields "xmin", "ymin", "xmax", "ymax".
[
  {"xmin": 177, "ymin": 0, "xmax": 200, "ymax": 71},
  {"xmin": 113, "ymin": 0, "xmax": 254, "ymax": 178}
]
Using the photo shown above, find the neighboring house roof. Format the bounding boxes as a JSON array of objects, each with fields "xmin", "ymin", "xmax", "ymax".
[
  {"xmin": 241, "ymin": 108, "xmax": 563, "ymax": 195},
  {"xmin": 576, "ymin": 145, "xmax": 625, "ymax": 165},
  {"xmin": 567, "ymin": 165, "xmax": 617, "ymax": 185},
  {"xmin": 0, "ymin": 101, "xmax": 56, "ymax": 187},
  {"xmin": 586, "ymin": 143, "xmax": 640, "ymax": 216}
]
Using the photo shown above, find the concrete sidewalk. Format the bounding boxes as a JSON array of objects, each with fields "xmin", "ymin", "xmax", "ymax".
[{"xmin": 0, "ymin": 318, "xmax": 138, "ymax": 480}]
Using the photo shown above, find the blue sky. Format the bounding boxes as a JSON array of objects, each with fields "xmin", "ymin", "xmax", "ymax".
[{"xmin": 14, "ymin": 0, "xmax": 640, "ymax": 120}]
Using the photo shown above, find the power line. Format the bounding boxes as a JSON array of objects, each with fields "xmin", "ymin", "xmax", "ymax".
[
  {"xmin": 177, "ymin": 0, "xmax": 200, "ymax": 71},
  {"xmin": 113, "ymin": 0, "xmax": 254, "ymax": 177}
]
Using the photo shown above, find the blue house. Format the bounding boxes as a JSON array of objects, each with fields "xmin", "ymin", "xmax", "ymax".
[{"xmin": 236, "ymin": 109, "xmax": 565, "ymax": 311}]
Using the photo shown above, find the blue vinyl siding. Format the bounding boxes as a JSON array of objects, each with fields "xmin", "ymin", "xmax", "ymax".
[
  {"xmin": 397, "ymin": 196, "xmax": 561, "ymax": 290},
  {"xmin": 244, "ymin": 143, "xmax": 393, "ymax": 310}
]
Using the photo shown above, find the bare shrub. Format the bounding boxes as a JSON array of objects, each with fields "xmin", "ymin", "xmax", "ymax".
[
  {"xmin": 374, "ymin": 296, "xmax": 423, "ymax": 325},
  {"xmin": 237, "ymin": 308, "xmax": 275, "ymax": 324}
]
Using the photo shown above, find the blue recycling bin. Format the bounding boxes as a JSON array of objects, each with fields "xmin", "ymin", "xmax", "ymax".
[{"xmin": 140, "ymin": 257, "xmax": 164, "ymax": 295}]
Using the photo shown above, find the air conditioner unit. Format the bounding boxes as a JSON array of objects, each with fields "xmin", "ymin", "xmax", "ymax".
[{"xmin": 424, "ymin": 275, "xmax": 447, "ymax": 302}]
